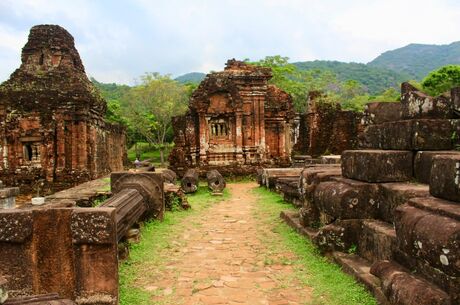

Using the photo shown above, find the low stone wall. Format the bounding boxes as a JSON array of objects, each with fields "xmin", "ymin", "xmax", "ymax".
[{"xmin": 0, "ymin": 172, "xmax": 164, "ymax": 305}]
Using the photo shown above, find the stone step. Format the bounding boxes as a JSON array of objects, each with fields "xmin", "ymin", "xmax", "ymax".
[
  {"xmin": 407, "ymin": 197, "xmax": 460, "ymax": 221},
  {"xmin": 314, "ymin": 219, "xmax": 362, "ymax": 253},
  {"xmin": 414, "ymin": 151, "xmax": 460, "ymax": 184},
  {"xmin": 341, "ymin": 150, "xmax": 413, "ymax": 183},
  {"xmin": 299, "ymin": 166, "xmax": 342, "ymax": 201},
  {"xmin": 430, "ymin": 154, "xmax": 460, "ymax": 202},
  {"xmin": 279, "ymin": 210, "xmax": 318, "ymax": 240},
  {"xmin": 378, "ymin": 182, "xmax": 430, "ymax": 223},
  {"xmin": 362, "ymin": 119, "xmax": 458, "ymax": 150},
  {"xmin": 393, "ymin": 202, "xmax": 460, "ymax": 303},
  {"xmin": 358, "ymin": 220, "xmax": 396, "ymax": 263},
  {"xmin": 370, "ymin": 260, "xmax": 451, "ymax": 305},
  {"xmin": 332, "ymin": 252, "xmax": 390, "ymax": 305}
]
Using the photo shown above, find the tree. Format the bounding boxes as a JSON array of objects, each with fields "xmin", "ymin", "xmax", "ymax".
[
  {"xmin": 421, "ymin": 65, "xmax": 460, "ymax": 96},
  {"xmin": 122, "ymin": 73, "xmax": 188, "ymax": 165},
  {"xmin": 251, "ymin": 56, "xmax": 342, "ymax": 112}
]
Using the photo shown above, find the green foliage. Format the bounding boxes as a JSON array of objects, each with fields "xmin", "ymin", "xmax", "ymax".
[
  {"xmin": 348, "ymin": 244, "xmax": 357, "ymax": 254},
  {"xmin": 369, "ymin": 41, "xmax": 460, "ymax": 80},
  {"xmin": 122, "ymin": 73, "xmax": 189, "ymax": 165},
  {"xmin": 421, "ymin": 65, "xmax": 460, "ymax": 96},
  {"xmin": 127, "ymin": 142, "xmax": 173, "ymax": 166}
]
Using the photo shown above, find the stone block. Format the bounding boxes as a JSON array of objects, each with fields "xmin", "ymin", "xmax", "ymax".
[
  {"xmin": 415, "ymin": 151, "xmax": 460, "ymax": 184},
  {"xmin": 314, "ymin": 219, "xmax": 361, "ymax": 253},
  {"xmin": 380, "ymin": 119, "xmax": 457, "ymax": 150},
  {"xmin": 378, "ymin": 182, "xmax": 430, "ymax": 223},
  {"xmin": 313, "ymin": 178, "xmax": 380, "ymax": 221},
  {"xmin": 70, "ymin": 208, "xmax": 116, "ymax": 245},
  {"xmin": 430, "ymin": 154, "xmax": 460, "ymax": 202},
  {"xmin": 0, "ymin": 210, "xmax": 33, "ymax": 242},
  {"xmin": 401, "ymin": 83, "xmax": 453, "ymax": 119},
  {"xmin": 363, "ymin": 101, "xmax": 402, "ymax": 124},
  {"xmin": 359, "ymin": 124, "xmax": 382, "ymax": 149},
  {"xmin": 371, "ymin": 260, "xmax": 451, "ymax": 305},
  {"xmin": 358, "ymin": 220, "xmax": 396, "ymax": 263},
  {"xmin": 341, "ymin": 150, "xmax": 413, "ymax": 182},
  {"xmin": 394, "ymin": 204, "xmax": 459, "ymax": 278}
]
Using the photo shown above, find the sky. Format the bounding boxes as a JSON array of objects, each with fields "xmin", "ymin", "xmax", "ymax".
[{"xmin": 1, "ymin": 0, "xmax": 459, "ymax": 85}]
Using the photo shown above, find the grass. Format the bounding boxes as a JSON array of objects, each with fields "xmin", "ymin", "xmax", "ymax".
[
  {"xmin": 119, "ymin": 185, "xmax": 230, "ymax": 305},
  {"xmin": 127, "ymin": 142, "xmax": 172, "ymax": 166},
  {"xmin": 252, "ymin": 187, "xmax": 377, "ymax": 305}
]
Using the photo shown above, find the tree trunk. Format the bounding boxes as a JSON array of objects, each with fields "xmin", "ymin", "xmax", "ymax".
[{"xmin": 160, "ymin": 148, "xmax": 165, "ymax": 166}]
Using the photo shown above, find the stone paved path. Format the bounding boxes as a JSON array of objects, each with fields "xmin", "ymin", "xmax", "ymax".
[{"xmin": 141, "ymin": 182, "xmax": 312, "ymax": 304}]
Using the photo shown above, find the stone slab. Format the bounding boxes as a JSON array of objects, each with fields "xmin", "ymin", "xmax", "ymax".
[
  {"xmin": 415, "ymin": 151, "xmax": 460, "ymax": 184},
  {"xmin": 430, "ymin": 154, "xmax": 460, "ymax": 202},
  {"xmin": 342, "ymin": 150, "xmax": 413, "ymax": 182},
  {"xmin": 378, "ymin": 182, "xmax": 430, "ymax": 223}
]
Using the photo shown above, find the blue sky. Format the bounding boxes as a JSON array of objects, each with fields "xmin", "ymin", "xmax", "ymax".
[{"xmin": 1, "ymin": 0, "xmax": 459, "ymax": 85}]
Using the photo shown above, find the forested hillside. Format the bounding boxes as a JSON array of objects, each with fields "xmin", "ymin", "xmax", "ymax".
[
  {"xmin": 369, "ymin": 41, "xmax": 460, "ymax": 79},
  {"xmin": 292, "ymin": 61, "xmax": 409, "ymax": 94}
]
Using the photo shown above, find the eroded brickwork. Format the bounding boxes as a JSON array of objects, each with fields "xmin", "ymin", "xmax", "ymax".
[
  {"xmin": 169, "ymin": 59, "xmax": 295, "ymax": 174},
  {"xmin": 294, "ymin": 92, "xmax": 362, "ymax": 157},
  {"xmin": 0, "ymin": 25, "xmax": 126, "ymax": 193}
]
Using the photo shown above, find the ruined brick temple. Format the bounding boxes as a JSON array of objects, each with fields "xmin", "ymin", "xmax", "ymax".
[
  {"xmin": 294, "ymin": 91, "xmax": 362, "ymax": 157},
  {"xmin": 0, "ymin": 25, "xmax": 126, "ymax": 192},
  {"xmin": 169, "ymin": 60, "xmax": 295, "ymax": 174}
]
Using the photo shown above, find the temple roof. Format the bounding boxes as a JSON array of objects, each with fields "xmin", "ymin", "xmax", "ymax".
[{"xmin": 0, "ymin": 25, "xmax": 106, "ymax": 114}]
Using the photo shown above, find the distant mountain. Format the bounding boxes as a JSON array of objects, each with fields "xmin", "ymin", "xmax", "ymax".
[
  {"xmin": 293, "ymin": 60, "xmax": 410, "ymax": 95},
  {"xmin": 368, "ymin": 41, "xmax": 460, "ymax": 80},
  {"xmin": 175, "ymin": 72, "xmax": 206, "ymax": 84}
]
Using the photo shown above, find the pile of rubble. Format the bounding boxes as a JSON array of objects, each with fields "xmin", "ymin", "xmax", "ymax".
[{"xmin": 259, "ymin": 83, "xmax": 460, "ymax": 305}]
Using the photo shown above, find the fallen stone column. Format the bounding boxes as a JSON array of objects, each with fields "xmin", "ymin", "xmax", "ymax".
[
  {"xmin": 161, "ymin": 169, "xmax": 177, "ymax": 184},
  {"xmin": 100, "ymin": 188, "xmax": 146, "ymax": 241},
  {"xmin": 181, "ymin": 169, "xmax": 199, "ymax": 193},
  {"xmin": 206, "ymin": 170, "xmax": 226, "ymax": 194}
]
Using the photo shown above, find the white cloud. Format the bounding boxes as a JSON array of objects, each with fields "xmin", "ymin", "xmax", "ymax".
[{"xmin": 0, "ymin": 0, "xmax": 459, "ymax": 84}]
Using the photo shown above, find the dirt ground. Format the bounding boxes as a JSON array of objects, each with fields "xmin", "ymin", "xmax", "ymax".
[{"xmin": 140, "ymin": 182, "xmax": 312, "ymax": 305}]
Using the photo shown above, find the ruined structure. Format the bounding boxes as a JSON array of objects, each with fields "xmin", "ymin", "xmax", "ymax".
[
  {"xmin": 261, "ymin": 83, "xmax": 460, "ymax": 305},
  {"xmin": 0, "ymin": 25, "xmax": 126, "ymax": 192},
  {"xmin": 0, "ymin": 171, "xmax": 165, "ymax": 304},
  {"xmin": 294, "ymin": 91, "xmax": 362, "ymax": 157},
  {"xmin": 169, "ymin": 59, "xmax": 295, "ymax": 175}
]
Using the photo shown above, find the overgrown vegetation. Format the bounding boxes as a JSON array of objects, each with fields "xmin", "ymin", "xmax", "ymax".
[
  {"xmin": 126, "ymin": 142, "xmax": 172, "ymax": 165},
  {"xmin": 252, "ymin": 187, "xmax": 377, "ymax": 305},
  {"xmin": 119, "ymin": 185, "xmax": 229, "ymax": 305}
]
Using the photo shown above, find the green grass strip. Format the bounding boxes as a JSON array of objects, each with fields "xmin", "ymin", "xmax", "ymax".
[{"xmin": 252, "ymin": 187, "xmax": 377, "ymax": 305}]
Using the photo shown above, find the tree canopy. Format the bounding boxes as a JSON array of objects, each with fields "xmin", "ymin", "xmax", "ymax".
[{"xmin": 421, "ymin": 65, "xmax": 460, "ymax": 96}]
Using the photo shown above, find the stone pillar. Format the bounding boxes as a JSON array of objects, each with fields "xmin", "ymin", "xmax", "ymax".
[
  {"xmin": 198, "ymin": 114, "xmax": 208, "ymax": 165},
  {"xmin": 0, "ymin": 181, "xmax": 19, "ymax": 209},
  {"xmin": 235, "ymin": 111, "xmax": 244, "ymax": 163},
  {"xmin": 258, "ymin": 98, "xmax": 266, "ymax": 160}
]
